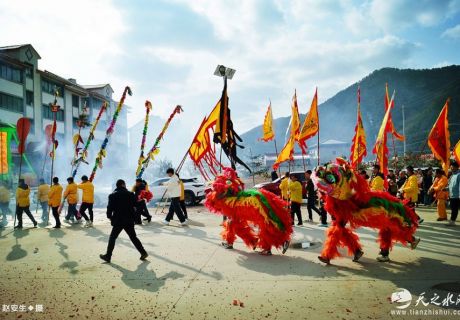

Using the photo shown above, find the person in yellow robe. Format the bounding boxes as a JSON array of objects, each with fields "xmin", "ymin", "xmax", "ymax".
[
  {"xmin": 429, "ymin": 169, "xmax": 449, "ymax": 221},
  {"xmin": 400, "ymin": 165, "xmax": 423, "ymax": 223},
  {"xmin": 279, "ymin": 172, "xmax": 290, "ymax": 201},
  {"xmin": 48, "ymin": 177, "xmax": 63, "ymax": 228},
  {"xmin": 369, "ymin": 164, "xmax": 385, "ymax": 192},
  {"xmin": 15, "ymin": 178, "xmax": 37, "ymax": 229},
  {"xmin": 288, "ymin": 174, "xmax": 303, "ymax": 226},
  {"xmin": 37, "ymin": 178, "xmax": 50, "ymax": 223}
]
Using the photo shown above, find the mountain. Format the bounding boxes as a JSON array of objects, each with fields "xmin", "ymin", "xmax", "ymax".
[{"xmin": 240, "ymin": 65, "xmax": 460, "ymax": 159}]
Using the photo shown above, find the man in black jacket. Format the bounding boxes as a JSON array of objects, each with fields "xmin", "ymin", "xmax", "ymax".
[
  {"xmin": 305, "ymin": 170, "xmax": 327, "ymax": 226},
  {"xmin": 100, "ymin": 179, "xmax": 148, "ymax": 263}
]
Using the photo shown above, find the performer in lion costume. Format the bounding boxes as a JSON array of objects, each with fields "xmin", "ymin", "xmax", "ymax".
[
  {"xmin": 205, "ymin": 167, "xmax": 292, "ymax": 255},
  {"xmin": 314, "ymin": 158, "xmax": 420, "ymax": 264}
]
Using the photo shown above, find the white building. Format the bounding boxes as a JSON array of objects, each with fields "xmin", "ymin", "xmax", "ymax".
[{"xmin": 0, "ymin": 44, "xmax": 129, "ymax": 182}]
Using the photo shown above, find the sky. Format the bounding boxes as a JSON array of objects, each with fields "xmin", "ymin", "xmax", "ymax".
[{"xmin": 1, "ymin": 0, "xmax": 460, "ymax": 140}]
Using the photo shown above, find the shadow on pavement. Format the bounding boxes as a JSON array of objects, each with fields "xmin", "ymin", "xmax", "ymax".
[
  {"xmin": 107, "ymin": 261, "xmax": 185, "ymax": 293},
  {"xmin": 6, "ymin": 229, "xmax": 30, "ymax": 261}
]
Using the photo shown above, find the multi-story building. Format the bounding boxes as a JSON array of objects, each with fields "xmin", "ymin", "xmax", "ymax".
[{"xmin": 0, "ymin": 44, "xmax": 129, "ymax": 183}]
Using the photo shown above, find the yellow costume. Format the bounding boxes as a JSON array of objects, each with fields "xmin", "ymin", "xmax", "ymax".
[
  {"xmin": 288, "ymin": 180, "xmax": 303, "ymax": 204},
  {"xmin": 48, "ymin": 184, "xmax": 63, "ymax": 207},
  {"xmin": 370, "ymin": 175, "xmax": 384, "ymax": 192},
  {"xmin": 16, "ymin": 187, "xmax": 30, "ymax": 207},
  {"xmin": 37, "ymin": 184, "xmax": 50, "ymax": 202},
  {"xmin": 402, "ymin": 175, "xmax": 419, "ymax": 203},
  {"xmin": 78, "ymin": 181, "xmax": 94, "ymax": 203},
  {"xmin": 279, "ymin": 178, "xmax": 289, "ymax": 200},
  {"xmin": 430, "ymin": 175, "xmax": 448, "ymax": 219},
  {"xmin": 63, "ymin": 183, "xmax": 78, "ymax": 204}
]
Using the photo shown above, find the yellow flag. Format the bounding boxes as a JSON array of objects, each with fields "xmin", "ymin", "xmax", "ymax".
[
  {"xmin": 273, "ymin": 92, "xmax": 299, "ymax": 169},
  {"xmin": 188, "ymin": 100, "xmax": 221, "ymax": 164},
  {"xmin": 291, "ymin": 92, "xmax": 300, "ymax": 137},
  {"xmin": 260, "ymin": 103, "xmax": 275, "ymax": 142},
  {"xmin": 298, "ymin": 88, "xmax": 319, "ymax": 153},
  {"xmin": 454, "ymin": 139, "xmax": 460, "ymax": 165},
  {"xmin": 273, "ymin": 136, "xmax": 294, "ymax": 170}
]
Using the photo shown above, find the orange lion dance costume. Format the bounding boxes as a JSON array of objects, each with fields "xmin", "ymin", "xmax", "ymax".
[
  {"xmin": 314, "ymin": 158, "xmax": 420, "ymax": 264},
  {"xmin": 205, "ymin": 167, "xmax": 293, "ymax": 255}
]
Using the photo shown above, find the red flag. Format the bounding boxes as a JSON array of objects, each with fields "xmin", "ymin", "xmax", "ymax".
[
  {"xmin": 385, "ymin": 83, "xmax": 404, "ymax": 141},
  {"xmin": 16, "ymin": 118, "xmax": 31, "ymax": 155},
  {"xmin": 427, "ymin": 99, "xmax": 450, "ymax": 174},
  {"xmin": 350, "ymin": 87, "xmax": 367, "ymax": 169}
]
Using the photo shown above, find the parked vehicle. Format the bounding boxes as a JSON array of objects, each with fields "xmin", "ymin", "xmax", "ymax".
[
  {"xmin": 253, "ymin": 171, "xmax": 308, "ymax": 199},
  {"xmin": 149, "ymin": 177, "xmax": 206, "ymax": 206}
]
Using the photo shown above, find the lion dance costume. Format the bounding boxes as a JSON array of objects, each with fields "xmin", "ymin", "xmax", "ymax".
[
  {"xmin": 205, "ymin": 168, "xmax": 293, "ymax": 255},
  {"xmin": 314, "ymin": 158, "xmax": 420, "ymax": 264}
]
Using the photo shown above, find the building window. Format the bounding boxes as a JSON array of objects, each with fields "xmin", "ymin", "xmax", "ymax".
[
  {"xmin": 91, "ymin": 97, "xmax": 105, "ymax": 109},
  {"xmin": 25, "ymin": 66, "xmax": 33, "ymax": 78},
  {"xmin": 0, "ymin": 62, "xmax": 23, "ymax": 83},
  {"xmin": 42, "ymin": 104, "xmax": 64, "ymax": 121},
  {"xmin": 26, "ymin": 91, "xmax": 34, "ymax": 106},
  {"xmin": 0, "ymin": 92, "xmax": 24, "ymax": 113},
  {"xmin": 72, "ymin": 94, "xmax": 79, "ymax": 108},
  {"xmin": 41, "ymin": 79, "xmax": 64, "ymax": 96}
]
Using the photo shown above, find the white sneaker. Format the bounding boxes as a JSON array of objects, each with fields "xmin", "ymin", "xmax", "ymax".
[
  {"xmin": 181, "ymin": 220, "xmax": 188, "ymax": 226},
  {"xmin": 64, "ymin": 219, "xmax": 70, "ymax": 223},
  {"xmin": 84, "ymin": 221, "xmax": 92, "ymax": 228},
  {"xmin": 376, "ymin": 254, "xmax": 390, "ymax": 262},
  {"xmin": 161, "ymin": 220, "xmax": 169, "ymax": 226},
  {"xmin": 446, "ymin": 220, "xmax": 456, "ymax": 226}
]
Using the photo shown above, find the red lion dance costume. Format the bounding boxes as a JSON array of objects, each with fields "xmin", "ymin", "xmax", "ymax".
[
  {"xmin": 314, "ymin": 158, "xmax": 420, "ymax": 264},
  {"xmin": 205, "ymin": 168, "xmax": 293, "ymax": 255}
]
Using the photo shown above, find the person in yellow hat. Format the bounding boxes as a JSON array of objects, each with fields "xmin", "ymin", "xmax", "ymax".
[
  {"xmin": 48, "ymin": 177, "xmax": 63, "ymax": 228},
  {"xmin": 0, "ymin": 181, "xmax": 11, "ymax": 227},
  {"xmin": 15, "ymin": 178, "xmax": 37, "ymax": 229},
  {"xmin": 77, "ymin": 175, "xmax": 94, "ymax": 228},
  {"xmin": 37, "ymin": 178, "xmax": 50, "ymax": 223},
  {"xmin": 63, "ymin": 177, "xmax": 78, "ymax": 224}
]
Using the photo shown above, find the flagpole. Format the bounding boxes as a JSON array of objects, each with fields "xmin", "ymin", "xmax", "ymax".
[
  {"xmin": 317, "ymin": 131, "xmax": 320, "ymax": 166},
  {"xmin": 273, "ymin": 138, "xmax": 281, "ymax": 177},
  {"xmin": 402, "ymin": 104, "xmax": 406, "ymax": 157},
  {"xmin": 13, "ymin": 124, "xmax": 26, "ymax": 228}
]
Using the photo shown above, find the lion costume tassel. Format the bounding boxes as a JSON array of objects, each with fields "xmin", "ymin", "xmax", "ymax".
[
  {"xmin": 314, "ymin": 158, "xmax": 420, "ymax": 264},
  {"xmin": 205, "ymin": 168, "xmax": 292, "ymax": 255}
]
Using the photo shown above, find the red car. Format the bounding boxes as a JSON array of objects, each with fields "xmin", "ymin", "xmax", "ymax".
[{"xmin": 254, "ymin": 171, "xmax": 308, "ymax": 199}]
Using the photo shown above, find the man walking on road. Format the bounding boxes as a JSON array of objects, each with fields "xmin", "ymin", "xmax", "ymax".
[
  {"xmin": 37, "ymin": 179, "xmax": 50, "ymax": 223},
  {"xmin": 162, "ymin": 168, "xmax": 187, "ymax": 226},
  {"xmin": 77, "ymin": 175, "xmax": 94, "ymax": 228},
  {"xmin": 100, "ymin": 179, "xmax": 148, "ymax": 263}
]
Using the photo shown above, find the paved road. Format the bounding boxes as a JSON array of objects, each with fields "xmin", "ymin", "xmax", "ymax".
[{"xmin": 0, "ymin": 205, "xmax": 459, "ymax": 319}]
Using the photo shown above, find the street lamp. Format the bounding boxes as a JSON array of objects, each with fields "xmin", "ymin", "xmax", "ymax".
[{"xmin": 213, "ymin": 65, "xmax": 236, "ymax": 79}]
